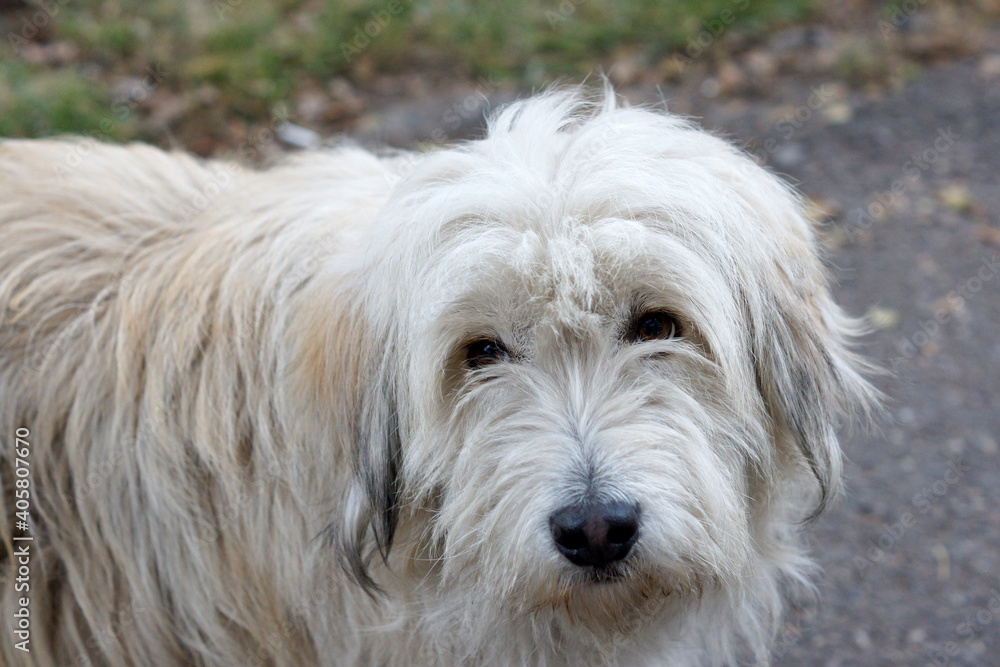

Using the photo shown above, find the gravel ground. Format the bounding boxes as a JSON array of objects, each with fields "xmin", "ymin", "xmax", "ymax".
[
  {"xmin": 343, "ymin": 50, "xmax": 1000, "ymax": 666},
  {"xmin": 726, "ymin": 57, "xmax": 1000, "ymax": 667},
  {"xmin": 742, "ymin": 58, "xmax": 1000, "ymax": 667}
]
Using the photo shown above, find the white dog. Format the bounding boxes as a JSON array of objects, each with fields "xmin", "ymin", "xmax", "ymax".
[{"xmin": 0, "ymin": 89, "xmax": 875, "ymax": 666}]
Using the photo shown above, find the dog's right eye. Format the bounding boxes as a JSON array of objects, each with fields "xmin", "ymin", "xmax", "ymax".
[
  {"xmin": 628, "ymin": 311, "xmax": 681, "ymax": 343},
  {"xmin": 465, "ymin": 339, "xmax": 511, "ymax": 369}
]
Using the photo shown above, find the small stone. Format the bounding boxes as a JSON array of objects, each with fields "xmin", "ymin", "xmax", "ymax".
[
  {"xmin": 916, "ymin": 254, "xmax": 938, "ymax": 276},
  {"xmin": 296, "ymin": 90, "xmax": 330, "ymax": 124},
  {"xmin": 277, "ymin": 123, "xmax": 322, "ymax": 150},
  {"xmin": 716, "ymin": 62, "xmax": 744, "ymax": 94},
  {"xmin": 19, "ymin": 40, "xmax": 78, "ymax": 66},
  {"xmin": 823, "ymin": 102, "xmax": 853, "ymax": 125},
  {"xmin": 972, "ymin": 224, "xmax": 1000, "ymax": 248},
  {"xmin": 937, "ymin": 183, "xmax": 972, "ymax": 213},
  {"xmin": 865, "ymin": 306, "xmax": 900, "ymax": 331},
  {"xmin": 932, "ymin": 543, "xmax": 951, "ymax": 581},
  {"xmin": 979, "ymin": 54, "xmax": 1000, "ymax": 78},
  {"xmin": 971, "ymin": 432, "xmax": 998, "ymax": 456},
  {"xmin": 745, "ymin": 50, "xmax": 777, "ymax": 77},
  {"xmin": 896, "ymin": 407, "xmax": 917, "ymax": 425},
  {"xmin": 772, "ymin": 142, "xmax": 806, "ymax": 169},
  {"xmin": 610, "ymin": 49, "xmax": 642, "ymax": 87}
]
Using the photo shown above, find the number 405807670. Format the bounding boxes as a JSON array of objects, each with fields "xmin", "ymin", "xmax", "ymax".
[{"xmin": 13, "ymin": 427, "xmax": 31, "ymax": 530}]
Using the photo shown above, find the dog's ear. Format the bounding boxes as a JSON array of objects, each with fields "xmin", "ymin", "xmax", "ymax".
[
  {"xmin": 747, "ymin": 260, "xmax": 878, "ymax": 523},
  {"xmin": 337, "ymin": 349, "xmax": 403, "ymax": 594},
  {"xmin": 294, "ymin": 285, "xmax": 403, "ymax": 594}
]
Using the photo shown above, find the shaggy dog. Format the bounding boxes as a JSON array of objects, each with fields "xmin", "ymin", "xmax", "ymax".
[{"xmin": 0, "ymin": 90, "xmax": 876, "ymax": 666}]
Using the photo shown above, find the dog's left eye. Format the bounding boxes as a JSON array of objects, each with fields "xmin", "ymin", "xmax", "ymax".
[
  {"xmin": 629, "ymin": 312, "xmax": 680, "ymax": 343},
  {"xmin": 465, "ymin": 339, "xmax": 511, "ymax": 369}
]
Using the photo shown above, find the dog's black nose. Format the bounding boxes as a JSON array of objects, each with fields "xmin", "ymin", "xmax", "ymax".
[{"xmin": 549, "ymin": 501, "xmax": 639, "ymax": 568}]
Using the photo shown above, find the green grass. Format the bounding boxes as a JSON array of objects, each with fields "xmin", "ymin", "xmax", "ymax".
[
  {"xmin": 0, "ymin": 0, "xmax": 818, "ymax": 143},
  {"xmin": 0, "ymin": 62, "xmax": 131, "ymax": 139}
]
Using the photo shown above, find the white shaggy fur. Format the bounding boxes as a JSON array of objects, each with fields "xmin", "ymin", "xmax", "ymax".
[{"xmin": 0, "ymin": 90, "xmax": 875, "ymax": 666}]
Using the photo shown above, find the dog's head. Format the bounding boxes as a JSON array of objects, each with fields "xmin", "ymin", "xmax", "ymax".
[{"xmin": 332, "ymin": 90, "xmax": 876, "ymax": 658}]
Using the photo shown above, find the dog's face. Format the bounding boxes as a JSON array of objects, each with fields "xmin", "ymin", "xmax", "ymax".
[{"xmin": 334, "ymin": 93, "xmax": 873, "ymax": 656}]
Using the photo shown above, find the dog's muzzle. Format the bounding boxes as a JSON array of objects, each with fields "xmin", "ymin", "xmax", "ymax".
[{"xmin": 549, "ymin": 501, "xmax": 640, "ymax": 568}]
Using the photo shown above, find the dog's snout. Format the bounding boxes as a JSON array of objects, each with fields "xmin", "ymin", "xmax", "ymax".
[{"xmin": 549, "ymin": 501, "xmax": 639, "ymax": 568}]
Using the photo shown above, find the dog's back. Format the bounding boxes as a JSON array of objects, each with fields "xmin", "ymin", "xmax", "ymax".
[
  {"xmin": 0, "ymin": 140, "xmax": 263, "ymax": 665},
  {"xmin": 0, "ymin": 139, "xmax": 396, "ymax": 665},
  {"xmin": 0, "ymin": 141, "xmax": 225, "ymax": 369}
]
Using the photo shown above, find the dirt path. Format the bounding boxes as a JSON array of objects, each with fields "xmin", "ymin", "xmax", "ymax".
[
  {"xmin": 762, "ymin": 58, "xmax": 1000, "ymax": 667},
  {"xmin": 730, "ymin": 57, "xmax": 1000, "ymax": 666}
]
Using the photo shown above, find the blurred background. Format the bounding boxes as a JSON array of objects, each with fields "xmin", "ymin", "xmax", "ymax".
[{"xmin": 2, "ymin": 0, "xmax": 998, "ymax": 664}]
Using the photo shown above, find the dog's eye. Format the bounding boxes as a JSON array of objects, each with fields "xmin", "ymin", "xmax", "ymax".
[
  {"xmin": 465, "ymin": 339, "xmax": 511, "ymax": 369},
  {"xmin": 630, "ymin": 312, "xmax": 680, "ymax": 343}
]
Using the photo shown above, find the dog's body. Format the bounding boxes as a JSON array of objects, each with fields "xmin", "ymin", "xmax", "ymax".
[{"xmin": 0, "ymin": 91, "xmax": 875, "ymax": 666}]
